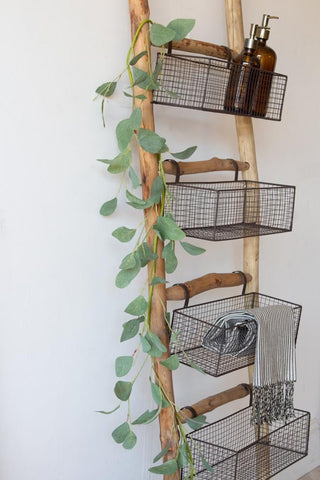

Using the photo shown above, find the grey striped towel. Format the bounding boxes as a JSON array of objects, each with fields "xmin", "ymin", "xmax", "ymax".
[{"xmin": 202, "ymin": 305, "xmax": 296, "ymax": 425}]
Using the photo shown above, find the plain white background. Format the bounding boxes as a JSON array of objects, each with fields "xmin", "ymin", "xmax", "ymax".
[{"xmin": 1, "ymin": 0, "xmax": 320, "ymax": 479}]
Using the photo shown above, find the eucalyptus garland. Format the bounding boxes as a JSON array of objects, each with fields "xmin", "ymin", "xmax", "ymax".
[{"xmin": 96, "ymin": 18, "xmax": 213, "ymax": 478}]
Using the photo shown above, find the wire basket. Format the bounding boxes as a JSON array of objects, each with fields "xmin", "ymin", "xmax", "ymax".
[
  {"xmin": 165, "ymin": 179, "xmax": 295, "ymax": 242},
  {"xmin": 153, "ymin": 53, "xmax": 288, "ymax": 121},
  {"xmin": 182, "ymin": 406, "xmax": 310, "ymax": 480},
  {"xmin": 170, "ymin": 292, "xmax": 302, "ymax": 377}
]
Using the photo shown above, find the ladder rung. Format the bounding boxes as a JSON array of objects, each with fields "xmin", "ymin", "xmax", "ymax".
[
  {"xmin": 167, "ymin": 38, "xmax": 237, "ymax": 60},
  {"xmin": 166, "ymin": 272, "xmax": 252, "ymax": 301},
  {"xmin": 163, "ymin": 158, "xmax": 249, "ymax": 177},
  {"xmin": 178, "ymin": 384, "xmax": 252, "ymax": 422}
]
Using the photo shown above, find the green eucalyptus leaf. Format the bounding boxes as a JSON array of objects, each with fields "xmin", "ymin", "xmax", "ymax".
[
  {"xmin": 130, "ymin": 107, "xmax": 142, "ymax": 130},
  {"xmin": 150, "ymin": 23, "xmax": 176, "ymax": 46},
  {"xmin": 120, "ymin": 317, "xmax": 144, "ymax": 342},
  {"xmin": 96, "ymin": 81, "xmax": 117, "ymax": 97},
  {"xmin": 156, "ymin": 215, "xmax": 185, "ymax": 241},
  {"xmin": 150, "ymin": 382, "xmax": 163, "ymax": 407},
  {"xmin": 137, "ymin": 128, "xmax": 168, "ymax": 154},
  {"xmin": 150, "ymin": 276, "xmax": 168, "ymax": 285},
  {"xmin": 145, "ymin": 332, "xmax": 166, "ymax": 358},
  {"xmin": 147, "ymin": 331, "xmax": 167, "ymax": 354},
  {"xmin": 149, "ymin": 176, "xmax": 164, "ymax": 204},
  {"xmin": 112, "ymin": 226, "xmax": 136, "ymax": 243},
  {"xmin": 114, "ymin": 381, "xmax": 133, "ymax": 401},
  {"xmin": 200, "ymin": 452, "xmax": 215, "ymax": 473},
  {"xmin": 180, "ymin": 241, "xmax": 206, "ymax": 256},
  {"xmin": 160, "ymin": 354, "xmax": 180, "ymax": 370},
  {"xmin": 167, "ymin": 19, "xmax": 196, "ymax": 41},
  {"xmin": 115, "ymin": 264, "xmax": 140, "ymax": 288},
  {"xmin": 150, "ymin": 381, "xmax": 169, "ymax": 407},
  {"xmin": 112, "ymin": 422, "xmax": 130, "ymax": 443},
  {"xmin": 129, "ymin": 166, "xmax": 140, "ymax": 189},
  {"xmin": 123, "ymin": 430, "xmax": 137, "ymax": 450},
  {"xmin": 100, "ymin": 197, "xmax": 117, "ymax": 216},
  {"xmin": 149, "ymin": 459, "xmax": 179, "ymax": 475},
  {"xmin": 116, "ymin": 119, "xmax": 133, "ymax": 151},
  {"xmin": 125, "ymin": 295, "xmax": 148, "ymax": 316},
  {"xmin": 140, "ymin": 334, "xmax": 152, "ymax": 353},
  {"xmin": 126, "ymin": 190, "xmax": 151, "ymax": 209},
  {"xmin": 162, "ymin": 241, "xmax": 178, "ymax": 274},
  {"xmin": 153, "ymin": 441, "xmax": 172, "ymax": 463},
  {"xmin": 96, "ymin": 405, "xmax": 120, "ymax": 415},
  {"xmin": 132, "ymin": 67, "xmax": 153, "ymax": 89},
  {"xmin": 123, "ymin": 91, "xmax": 147, "ymax": 100},
  {"xmin": 119, "ymin": 252, "xmax": 138, "ymax": 270},
  {"xmin": 115, "ymin": 356, "xmax": 134, "ymax": 377},
  {"xmin": 177, "ymin": 442, "xmax": 190, "ymax": 467},
  {"xmin": 107, "ymin": 151, "xmax": 131, "ymax": 174},
  {"xmin": 189, "ymin": 359, "xmax": 206, "ymax": 375},
  {"xmin": 97, "ymin": 158, "xmax": 112, "ymax": 164},
  {"xmin": 186, "ymin": 414, "xmax": 207, "ymax": 430},
  {"xmin": 153, "ymin": 60, "xmax": 163, "ymax": 82},
  {"xmin": 170, "ymin": 145, "xmax": 197, "ymax": 160},
  {"xmin": 129, "ymin": 50, "xmax": 147, "ymax": 65},
  {"xmin": 136, "ymin": 242, "xmax": 158, "ymax": 267},
  {"xmin": 132, "ymin": 408, "xmax": 159, "ymax": 425}
]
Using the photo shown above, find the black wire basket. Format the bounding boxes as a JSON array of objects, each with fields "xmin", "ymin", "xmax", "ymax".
[
  {"xmin": 170, "ymin": 292, "xmax": 302, "ymax": 377},
  {"xmin": 182, "ymin": 406, "xmax": 310, "ymax": 480},
  {"xmin": 165, "ymin": 178, "xmax": 295, "ymax": 242},
  {"xmin": 153, "ymin": 53, "xmax": 288, "ymax": 121}
]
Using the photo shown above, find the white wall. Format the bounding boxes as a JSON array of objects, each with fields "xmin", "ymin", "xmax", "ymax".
[{"xmin": 1, "ymin": 0, "xmax": 319, "ymax": 479}]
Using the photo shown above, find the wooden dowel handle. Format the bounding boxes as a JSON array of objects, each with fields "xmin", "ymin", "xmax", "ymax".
[
  {"xmin": 166, "ymin": 272, "xmax": 252, "ymax": 301},
  {"xmin": 163, "ymin": 158, "xmax": 249, "ymax": 176},
  {"xmin": 167, "ymin": 38, "xmax": 237, "ymax": 60},
  {"xmin": 178, "ymin": 384, "xmax": 252, "ymax": 422}
]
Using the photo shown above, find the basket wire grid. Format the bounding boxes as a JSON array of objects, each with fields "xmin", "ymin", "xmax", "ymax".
[
  {"xmin": 165, "ymin": 180, "xmax": 295, "ymax": 242},
  {"xmin": 153, "ymin": 53, "xmax": 288, "ymax": 121},
  {"xmin": 170, "ymin": 292, "xmax": 302, "ymax": 377},
  {"xmin": 182, "ymin": 406, "xmax": 310, "ymax": 480}
]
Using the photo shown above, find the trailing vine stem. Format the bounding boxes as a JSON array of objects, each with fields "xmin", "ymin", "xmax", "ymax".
[{"xmin": 96, "ymin": 16, "xmax": 212, "ymax": 477}]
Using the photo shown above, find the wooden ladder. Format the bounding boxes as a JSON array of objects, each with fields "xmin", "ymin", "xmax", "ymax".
[{"xmin": 129, "ymin": 1, "xmax": 259, "ymax": 478}]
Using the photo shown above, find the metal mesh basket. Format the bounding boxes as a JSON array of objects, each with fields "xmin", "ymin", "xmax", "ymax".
[
  {"xmin": 153, "ymin": 53, "xmax": 288, "ymax": 121},
  {"xmin": 182, "ymin": 406, "xmax": 310, "ymax": 480},
  {"xmin": 170, "ymin": 292, "xmax": 302, "ymax": 377},
  {"xmin": 165, "ymin": 180, "xmax": 295, "ymax": 242}
]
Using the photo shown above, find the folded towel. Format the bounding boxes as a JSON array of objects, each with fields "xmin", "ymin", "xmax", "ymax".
[{"xmin": 202, "ymin": 305, "xmax": 296, "ymax": 425}]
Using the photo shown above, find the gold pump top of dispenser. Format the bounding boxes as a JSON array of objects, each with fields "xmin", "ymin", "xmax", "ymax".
[
  {"xmin": 244, "ymin": 23, "xmax": 258, "ymax": 50},
  {"xmin": 256, "ymin": 14, "xmax": 279, "ymax": 40}
]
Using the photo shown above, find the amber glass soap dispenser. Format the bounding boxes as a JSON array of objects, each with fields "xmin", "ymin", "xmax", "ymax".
[
  {"xmin": 252, "ymin": 14, "xmax": 279, "ymax": 116},
  {"xmin": 224, "ymin": 24, "xmax": 260, "ymax": 115}
]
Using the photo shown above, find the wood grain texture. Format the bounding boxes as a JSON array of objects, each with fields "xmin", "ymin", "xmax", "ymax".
[
  {"xmin": 178, "ymin": 384, "xmax": 251, "ymax": 422},
  {"xmin": 128, "ymin": 1, "xmax": 179, "ymax": 477},
  {"xmin": 169, "ymin": 38, "xmax": 237, "ymax": 59},
  {"xmin": 166, "ymin": 272, "xmax": 252, "ymax": 301},
  {"xmin": 163, "ymin": 157, "xmax": 249, "ymax": 176}
]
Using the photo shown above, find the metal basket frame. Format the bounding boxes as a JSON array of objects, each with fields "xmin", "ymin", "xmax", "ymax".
[
  {"xmin": 182, "ymin": 406, "xmax": 310, "ymax": 480},
  {"xmin": 153, "ymin": 53, "xmax": 288, "ymax": 121},
  {"xmin": 165, "ymin": 179, "xmax": 296, "ymax": 242},
  {"xmin": 170, "ymin": 292, "xmax": 302, "ymax": 377}
]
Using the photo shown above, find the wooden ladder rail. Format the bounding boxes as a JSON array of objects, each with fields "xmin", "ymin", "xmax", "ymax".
[
  {"xmin": 129, "ymin": 1, "xmax": 260, "ymax": 478},
  {"xmin": 225, "ymin": 2, "xmax": 267, "ymax": 479},
  {"xmin": 129, "ymin": 2, "xmax": 180, "ymax": 478}
]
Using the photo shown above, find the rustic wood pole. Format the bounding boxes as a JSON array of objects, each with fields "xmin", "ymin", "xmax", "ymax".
[
  {"xmin": 128, "ymin": 1, "xmax": 180, "ymax": 478},
  {"xmin": 178, "ymin": 384, "xmax": 252, "ymax": 422},
  {"xmin": 225, "ymin": 2, "xmax": 268, "ymax": 478},
  {"xmin": 163, "ymin": 157, "xmax": 249, "ymax": 176},
  {"xmin": 225, "ymin": 0, "xmax": 259, "ymax": 383},
  {"xmin": 166, "ymin": 272, "xmax": 252, "ymax": 301}
]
